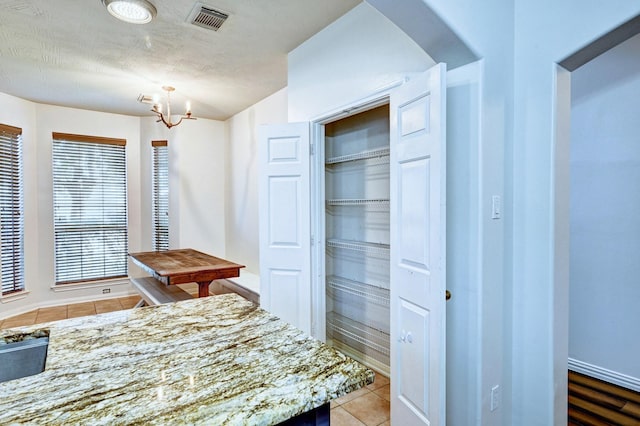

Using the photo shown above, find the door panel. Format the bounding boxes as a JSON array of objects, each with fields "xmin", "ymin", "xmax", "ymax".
[
  {"xmin": 268, "ymin": 136, "xmax": 301, "ymax": 162},
  {"xmin": 399, "ymin": 157, "xmax": 430, "ymax": 270},
  {"xmin": 400, "ymin": 95, "xmax": 431, "ymax": 136},
  {"xmin": 268, "ymin": 177, "xmax": 301, "ymax": 246},
  {"xmin": 259, "ymin": 123, "xmax": 312, "ymax": 334},
  {"xmin": 391, "ymin": 63, "xmax": 446, "ymax": 426},
  {"xmin": 398, "ymin": 298, "xmax": 430, "ymax": 419},
  {"xmin": 269, "ymin": 268, "xmax": 302, "ymax": 326}
]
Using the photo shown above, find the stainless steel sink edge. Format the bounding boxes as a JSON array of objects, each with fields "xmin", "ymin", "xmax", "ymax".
[{"xmin": 0, "ymin": 330, "xmax": 50, "ymax": 383}]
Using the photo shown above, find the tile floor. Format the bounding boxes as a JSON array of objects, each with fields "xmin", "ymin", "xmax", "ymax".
[
  {"xmin": 331, "ymin": 372, "xmax": 391, "ymax": 425},
  {"xmin": 0, "ymin": 288, "xmax": 391, "ymax": 425},
  {"xmin": 0, "ymin": 295, "xmax": 141, "ymax": 329}
]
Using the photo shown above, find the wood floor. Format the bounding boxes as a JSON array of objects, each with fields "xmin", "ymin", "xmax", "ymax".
[{"xmin": 569, "ymin": 371, "xmax": 640, "ymax": 425}]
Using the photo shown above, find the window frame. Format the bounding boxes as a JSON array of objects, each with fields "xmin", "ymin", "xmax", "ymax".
[
  {"xmin": 52, "ymin": 132, "xmax": 129, "ymax": 285},
  {"xmin": 151, "ymin": 140, "xmax": 169, "ymax": 251},
  {"xmin": 0, "ymin": 123, "xmax": 24, "ymax": 296}
]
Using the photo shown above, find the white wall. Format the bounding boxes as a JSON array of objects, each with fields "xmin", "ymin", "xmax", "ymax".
[
  {"xmin": 3, "ymin": 2, "xmax": 640, "ymax": 422},
  {"xmin": 288, "ymin": 3, "xmax": 434, "ymax": 122},
  {"xmin": 404, "ymin": 1, "xmax": 515, "ymax": 423},
  {"xmin": 394, "ymin": 0, "xmax": 640, "ymax": 423},
  {"xmin": 225, "ymin": 88, "xmax": 288, "ymax": 273},
  {"xmin": 0, "ymin": 93, "xmax": 38, "ymax": 316},
  {"xmin": 170, "ymin": 118, "xmax": 226, "ymax": 257},
  {"xmin": 287, "ymin": 3, "xmax": 487, "ymax": 424},
  {"xmin": 569, "ymin": 34, "xmax": 640, "ymax": 386},
  {"xmin": 139, "ymin": 117, "xmax": 170, "ymax": 254},
  {"xmin": 138, "ymin": 116, "xmax": 227, "ymax": 260},
  {"xmin": 304, "ymin": 1, "xmax": 512, "ymax": 423},
  {"xmin": 0, "ymin": 95, "xmax": 143, "ymax": 318},
  {"xmin": 508, "ymin": 2, "xmax": 640, "ymax": 424},
  {"xmin": 342, "ymin": 0, "xmax": 640, "ymax": 424},
  {"xmin": 0, "ymin": 94, "xmax": 226, "ymax": 318},
  {"xmin": 445, "ymin": 61, "xmax": 483, "ymax": 425}
]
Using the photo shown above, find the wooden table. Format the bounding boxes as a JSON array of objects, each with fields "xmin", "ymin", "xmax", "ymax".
[{"xmin": 128, "ymin": 248, "xmax": 245, "ymax": 298}]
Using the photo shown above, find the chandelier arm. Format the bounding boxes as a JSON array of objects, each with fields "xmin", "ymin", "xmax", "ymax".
[
  {"xmin": 161, "ymin": 114, "xmax": 172, "ymax": 128},
  {"xmin": 145, "ymin": 86, "xmax": 194, "ymax": 129},
  {"xmin": 154, "ymin": 112, "xmax": 185, "ymax": 129},
  {"xmin": 171, "ymin": 117, "xmax": 184, "ymax": 128}
]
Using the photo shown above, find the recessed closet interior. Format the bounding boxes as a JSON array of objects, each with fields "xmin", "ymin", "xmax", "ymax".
[{"xmin": 322, "ymin": 104, "xmax": 391, "ymax": 375}]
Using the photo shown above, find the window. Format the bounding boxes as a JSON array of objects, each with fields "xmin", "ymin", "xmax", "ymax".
[
  {"xmin": 0, "ymin": 124, "xmax": 24, "ymax": 295},
  {"xmin": 152, "ymin": 140, "xmax": 169, "ymax": 251},
  {"xmin": 52, "ymin": 133, "xmax": 128, "ymax": 284}
]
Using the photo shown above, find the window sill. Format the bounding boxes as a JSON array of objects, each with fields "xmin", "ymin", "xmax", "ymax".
[
  {"xmin": 50, "ymin": 277, "xmax": 132, "ymax": 292},
  {"xmin": 1, "ymin": 290, "xmax": 31, "ymax": 303}
]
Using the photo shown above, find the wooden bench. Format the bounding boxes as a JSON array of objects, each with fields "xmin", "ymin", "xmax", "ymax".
[
  {"xmin": 211, "ymin": 278, "xmax": 260, "ymax": 304},
  {"xmin": 130, "ymin": 276, "xmax": 193, "ymax": 306},
  {"xmin": 207, "ymin": 270, "xmax": 260, "ymax": 304}
]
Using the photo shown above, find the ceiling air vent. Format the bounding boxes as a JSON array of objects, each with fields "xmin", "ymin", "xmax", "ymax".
[{"xmin": 188, "ymin": 3, "xmax": 229, "ymax": 31}]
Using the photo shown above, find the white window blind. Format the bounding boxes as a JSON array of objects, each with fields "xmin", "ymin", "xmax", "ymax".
[
  {"xmin": 152, "ymin": 140, "xmax": 169, "ymax": 251},
  {"xmin": 0, "ymin": 124, "xmax": 24, "ymax": 295},
  {"xmin": 52, "ymin": 133, "xmax": 128, "ymax": 284}
]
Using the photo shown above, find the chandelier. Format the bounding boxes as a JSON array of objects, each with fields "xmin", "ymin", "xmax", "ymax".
[{"xmin": 139, "ymin": 86, "xmax": 196, "ymax": 129}]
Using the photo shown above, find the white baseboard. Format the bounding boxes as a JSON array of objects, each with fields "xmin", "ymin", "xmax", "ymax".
[
  {"xmin": 226, "ymin": 270, "xmax": 260, "ymax": 295},
  {"xmin": 569, "ymin": 357, "xmax": 640, "ymax": 392}
]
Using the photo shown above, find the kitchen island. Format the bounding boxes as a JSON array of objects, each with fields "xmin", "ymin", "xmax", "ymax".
[{"xmin": 0, "ymin": 293, "xmax": 374, "ymax": 425}]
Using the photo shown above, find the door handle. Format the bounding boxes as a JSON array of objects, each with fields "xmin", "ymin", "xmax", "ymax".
[
  {"xmin": 446, "ymin": 290, "xmax": 451, "ymax": 301},
  {"xmin": 399, "ymin": 330, "xmax": 413, "ymax": 343}
]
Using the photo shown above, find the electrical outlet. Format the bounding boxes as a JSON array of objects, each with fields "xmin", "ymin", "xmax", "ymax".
[
  {"xmin": 491, "ymin": 385, "xmax": 500, "ymax": 411},
  {"xmin": 102, "ymin": 288, "xmax": 111, "ymax": 294}
]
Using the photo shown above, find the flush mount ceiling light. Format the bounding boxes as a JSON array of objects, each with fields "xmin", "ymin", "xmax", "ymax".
[{"xmin": 102, "ymin": 0, "xmax": 157, "ymax": 24}]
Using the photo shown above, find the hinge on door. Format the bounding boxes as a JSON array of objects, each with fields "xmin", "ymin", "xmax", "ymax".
[
  {"xmin": 309, "ymin": 142, "xmax": 315, "ymax": 156},
  {"xmin": 311, "ymin": 235, "xmax": 315, "ymax": 245}
]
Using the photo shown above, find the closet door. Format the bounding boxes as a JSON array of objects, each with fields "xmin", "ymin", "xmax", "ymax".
[
  {"xmin": 390, "ymin": 63, "xmax": 447, "ymax": 426},
  {"xmin": 258, "ymin": 123, "xmax": 312, "ymax": 334}
]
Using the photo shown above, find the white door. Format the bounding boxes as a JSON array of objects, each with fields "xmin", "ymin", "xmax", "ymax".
[
  {"xmin": 258, "ymin": 123, "xmax": 312, "ymax": 334},
  {"xmin": 390, "ymin": 63, "xmax": 447, "ymax": 425}
]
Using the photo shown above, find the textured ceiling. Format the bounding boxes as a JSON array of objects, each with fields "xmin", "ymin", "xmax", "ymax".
[{"xmin": 0, "ymin": 0, "xmax": 361, "ymax": 120}]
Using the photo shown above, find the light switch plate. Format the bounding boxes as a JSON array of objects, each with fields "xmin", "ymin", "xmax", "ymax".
[
  {"xmin": 491, "ymin": 385, "xmax": 500, "ymax": 411},
  {"xmin": 491, "ymin": 195, "xmax": 501, "ymax": 220}
]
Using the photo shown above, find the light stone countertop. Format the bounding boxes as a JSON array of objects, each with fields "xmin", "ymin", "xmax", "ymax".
[{"xmin": 0, "ymin": 293, "xmax": 374, "ymax": 425}]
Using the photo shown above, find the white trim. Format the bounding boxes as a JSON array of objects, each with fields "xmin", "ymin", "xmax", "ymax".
[
  {"xmin": 310, "ymin": 122, "xmax": 325, "ymax": 341},
  {"xmin": 50, "ymin": 278, "xmax": 131, "ymax": 292},
  {"xmin": 0, "ymin": 290, "xmax": 31, "ymax": 303},
  {"xmin": 309, "ymin": 84, "xmax": 400, "ymax": 344},
  {"xmin": 309, "ymin": 78, "xmax": 403, "ymax": 124},
  {"xmin": 569, "ymin": 357, "xmax": 640, "ymax": 392}
]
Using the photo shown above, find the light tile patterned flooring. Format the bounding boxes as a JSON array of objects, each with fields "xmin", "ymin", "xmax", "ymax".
[
  {"xmin": 0, "ymin": 295, "xmax": 142, "ymax": 329},
  {"xmin": 331, "ymin": 372, "xmax": 391, "ymax": 426},
  {"xmin": 0, "ymin": 288, "xmax": 391, "ymax": 425}
]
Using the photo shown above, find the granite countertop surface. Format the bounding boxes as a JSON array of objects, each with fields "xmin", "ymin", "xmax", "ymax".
[{"xmin": 0, "ymin": 293, "xmax": 374, "ymax": 425}]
